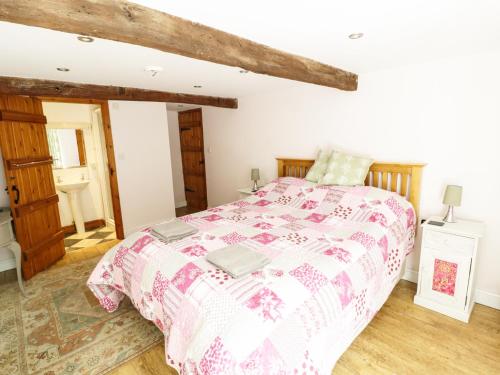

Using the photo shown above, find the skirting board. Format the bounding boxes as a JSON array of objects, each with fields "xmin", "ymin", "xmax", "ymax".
[
  {"xmin": 402, "ymin": 267, "xmax": 418, "ymax": 283},
  {"xmin": 106, "ymin": 218, "xmax": 115, "ymax": 229},
  {"xmin": 475, "ymin": 289, "xmax": 500, "ymax": 310},
  {"xmin": 402, "ymin": 266, "xmax": 500, "ymax": 310},
  {"xmin": 175, "ymin": 200, "xmax": 187, "ymax": 208}
]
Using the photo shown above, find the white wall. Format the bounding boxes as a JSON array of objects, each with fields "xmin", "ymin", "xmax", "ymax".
[
  {"xmin": 43, "ymin": 102, "xmax": 93, "ymax": 123},
  {"xmin": 202, "ymin": 52, "xmax": 500, "ymax": 307},
  {"xmin": 109, "ymin": 101, "xmax": 176, "ymax": 235},
  {"xmin": 167, "ymin": 110, "xmax": 187, "ymax": 207}
]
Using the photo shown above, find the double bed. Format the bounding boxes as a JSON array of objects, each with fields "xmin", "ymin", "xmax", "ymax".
[{"xmin": 88, "ymin": 158, "xmax": 425, "ymax": 374}]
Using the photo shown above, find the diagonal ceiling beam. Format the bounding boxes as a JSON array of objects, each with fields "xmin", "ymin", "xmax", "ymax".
[
  {"xmin": 0, "ymin": 76, "xmax": 238, "ymax": 108},
  {"xmin": 0, "ymin": 0, "xmax": 358, "ymax": 91}
]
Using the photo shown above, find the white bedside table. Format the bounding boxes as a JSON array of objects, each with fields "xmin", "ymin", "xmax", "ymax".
[
  {"xmin": 0, "ymin": 209, "xmax": 25, "ymax": 295},
  {"xmin": 414, "ymin": 216, "xmax": 484, "ymax": 322},
  {"xmin": 237, "ymin": 187, "xmax": 258, "ymax": 199}
]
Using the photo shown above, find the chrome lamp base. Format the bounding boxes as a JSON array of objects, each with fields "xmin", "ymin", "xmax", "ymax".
[
  {"xmin": 443, "ymin": 205, "xmax": 456, "ymax": 223},
  {"xmin": 252, "ymin": 180, "xmax": 259, "ymax": 192}
]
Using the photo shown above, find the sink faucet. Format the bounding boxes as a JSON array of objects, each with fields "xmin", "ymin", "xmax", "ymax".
[
  {"xmin": 81, "ymin": 173, "xmax": 86, "ymax": 181},
  {"xmin": 57, "ymin": 176, "xmax": 62, "ymax": 183}
]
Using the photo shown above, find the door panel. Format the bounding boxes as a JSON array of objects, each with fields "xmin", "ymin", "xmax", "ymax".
[
  {"xmin": 178, "ymin": 109, "xmax": 207, "ymax": 210},
  {"xmin": 0, "ymin": 95, "xmax": 65, "ymax": 279},
  {"xmin": 420, "ymin": 247, "xmax": 471, "ymax": 309}
]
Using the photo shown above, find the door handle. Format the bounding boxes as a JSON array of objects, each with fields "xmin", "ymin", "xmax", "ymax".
[
  {"xmin": 199, "ymin": 160, "xmax": 205, "ymax": 165},
  {"xmin": 12, "ymin": 185, "xmax": 20, "ymax": 204},
  {"xmin": 185, "ymin": 187, "xmax": 195, "ymax": 193}
]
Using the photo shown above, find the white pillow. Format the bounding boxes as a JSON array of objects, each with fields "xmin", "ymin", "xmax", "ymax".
[
  {"xmin": 305, "ymin": 150, "xmax": 331, "ymax": 182},
  {"xmin": 319, "ymin": 151, "xmax": 373, "ymax": 186}
]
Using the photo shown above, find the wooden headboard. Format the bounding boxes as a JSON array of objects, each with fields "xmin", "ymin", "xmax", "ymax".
[{"xmin": 276, "ymin": 158, "xmax": 426, "ymax": 219}]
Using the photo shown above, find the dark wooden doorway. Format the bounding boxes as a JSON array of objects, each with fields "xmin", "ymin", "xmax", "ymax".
[
  {"xmin": 178, "ymin": 108, "xmax": 207, "ymax": 210},
  {"xmin": 0, "ymin": 95, "xmax": 65, "ymax": 279}
]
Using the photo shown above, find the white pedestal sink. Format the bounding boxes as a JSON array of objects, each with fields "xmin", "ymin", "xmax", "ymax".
[{"xmin": 55, "ymin": 180, "xmax": 90, "ymax": 234}]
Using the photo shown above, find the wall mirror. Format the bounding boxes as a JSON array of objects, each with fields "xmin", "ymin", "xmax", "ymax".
[{"xmin": 46, "ymin": 127, "xmax": 86, "ymax": 169}]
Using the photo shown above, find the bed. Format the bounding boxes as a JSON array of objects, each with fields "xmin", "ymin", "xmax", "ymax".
[{"xmin": 88, "ymin": 158, "xmax": 425, "ymax": 374}]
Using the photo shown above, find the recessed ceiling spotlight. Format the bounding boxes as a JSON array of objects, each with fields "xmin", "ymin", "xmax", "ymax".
[
  {"xmin": 193, "ymin": 85, "xmax": 202, "ymax": 88},
  {"xmin": 239, "ymin": 70, "xmax": 249, "ymax": 74},
  {"xmin": 144, "ymin": 65, "xmax": 163, "ymax": 77},
  {"xmin": 56, "ymin": 67, "xmax": 70, "ymax": 72},
  {"xmin": 348, "ymin": 33, "xmax": 364, "ymax": 40},
  {"xmin": 77, "ymin": 35, "xmax": 94, "ymax": 43}
]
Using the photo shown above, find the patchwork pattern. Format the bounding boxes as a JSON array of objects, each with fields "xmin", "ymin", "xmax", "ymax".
[
  {"xmin": 221, "ymin": 232, "xmax": 247, "ymax": 245},
  {"xmin": 88, "ymin": 177, "xmax": 415, "ymax": 374},
  {"xmin": 290, "ymin": 263, "xmax": 329, "ymax": 293},
  {"xmin": 332, "ymin": 271, "xmax": 355, "ymax": 309},
  {"xmin": 171, "ymin": 263, "xmax": 204, "ymax": 294},
  {"xmin": 252, "ymin": 232, "xmax": 279, "ymax": 245},
  {"xmin": 199, "ymin": 337, "xmax": 235, "ymax": 374},
  {"xmin": 245, "ymin": 287, "xmax": 285, "ymax": 322}
]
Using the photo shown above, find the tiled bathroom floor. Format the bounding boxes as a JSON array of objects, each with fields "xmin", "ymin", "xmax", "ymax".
[{"xmin": 64, "ymin": 226, "xmax": 117, "ymax": 252}]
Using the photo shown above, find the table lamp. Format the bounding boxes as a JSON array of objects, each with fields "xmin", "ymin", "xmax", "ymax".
[
  {"xmin": 443, "ymin": 185, "xmax": 462, "ymax": 223},
  {"xmin": 251, "ymin": 168, "xmax": 260, "ymax": 192}
]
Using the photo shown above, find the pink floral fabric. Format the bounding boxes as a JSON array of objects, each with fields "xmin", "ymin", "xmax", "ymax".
[
  {"xmin": 245, "ymin": 287, "xmax": 285, "ymax": 322},
  {"xmin": 432, "ymin": 259, "xmax": 458, "ymax": 296},
  {"xmin": 88, "ymin": 177, "xmax": 415, "ymax": 374}
]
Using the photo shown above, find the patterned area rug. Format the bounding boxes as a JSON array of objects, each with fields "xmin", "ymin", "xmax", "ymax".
[{"xmin": 0, "ymin": 256, "xmax": 163, "ymax": 375}]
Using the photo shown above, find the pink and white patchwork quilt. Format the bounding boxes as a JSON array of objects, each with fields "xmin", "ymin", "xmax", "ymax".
[{"xmin": 88, "ymin": 177, "xmax": 416, "ymax": 374}]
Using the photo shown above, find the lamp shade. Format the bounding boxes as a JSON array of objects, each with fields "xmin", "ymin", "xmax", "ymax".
[
  {"xmin": 251, "ymin": 168, "xmax": 260, "ymax": 181},
  {"xmin": 443, "ymin": 185, "xmax": 462, "ymax": 206}
]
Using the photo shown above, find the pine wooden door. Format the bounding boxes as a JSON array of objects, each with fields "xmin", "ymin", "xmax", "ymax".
[
  {"xmin": 178, "ymin": 108, "xmax": 207, "ymax": 210},
  {"xmin": 0, "ymin": 95, "xmax": 65, "ymax": 279}
]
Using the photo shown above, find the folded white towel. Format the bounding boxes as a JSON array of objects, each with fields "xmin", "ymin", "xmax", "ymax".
[
  {"xmin": 207, "ymin": 244, "xmax": 270, "ymax": 278},
  {"xmin": 151, "ymin": 219, "xmax": 198, "ymax": 243}
]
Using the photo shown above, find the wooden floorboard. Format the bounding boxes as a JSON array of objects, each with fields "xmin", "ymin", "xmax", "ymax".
[{"xmin": 11, "ymin": 242, "xmax": 499, "ymax": 375}]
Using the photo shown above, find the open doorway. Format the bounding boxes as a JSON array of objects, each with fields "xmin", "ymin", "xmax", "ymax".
[{"xmin": 41, "ymin": 98, "xmax": 124, "ymax": 251}]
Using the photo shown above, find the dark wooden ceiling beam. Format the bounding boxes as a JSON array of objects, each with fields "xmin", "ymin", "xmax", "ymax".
[
  {"xmin": 0, "ymin": 76, "xmax": 238, "ymax": 109},
  {"xmin": 0, "ymin": 0, "xmax": 358, "ymax": 91}
]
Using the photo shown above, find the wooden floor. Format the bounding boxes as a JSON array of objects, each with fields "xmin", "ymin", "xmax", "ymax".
[{"xmin": 3, "ymin": 243, "xmax": 499, "ymax": 374}]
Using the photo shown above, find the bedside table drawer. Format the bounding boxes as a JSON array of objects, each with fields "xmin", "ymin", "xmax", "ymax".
[{"xmin": 423, "ymin": 230, "xmax": 474, "ymax": 256}]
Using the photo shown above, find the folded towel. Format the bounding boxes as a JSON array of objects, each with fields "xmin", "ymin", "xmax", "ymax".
[
  {"xmin": 151, "ymin": 219, "xmax": 198, "ymax": 243},
  {"xmin": 207, "ymin": 244, "xmax": 270, "ymax": 278}
]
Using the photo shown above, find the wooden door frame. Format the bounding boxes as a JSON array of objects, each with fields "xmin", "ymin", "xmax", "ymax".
[{"xmin": 39, "ymin": 97, "xmax": 125, "ymax": 239}]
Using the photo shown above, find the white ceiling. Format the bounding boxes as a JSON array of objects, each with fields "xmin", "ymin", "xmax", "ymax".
[{"xmin": 1, "ymin": 0, "xmax": 499, "ymax": 99}]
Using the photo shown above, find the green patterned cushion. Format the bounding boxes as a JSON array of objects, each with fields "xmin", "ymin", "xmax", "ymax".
[
  {"xmin": 319, "ymin": 151, "xmax": 373, "ymax": 186},
  {"xmin": 305, "ymin": 150, "xmax": 331, "ymax": 182}
]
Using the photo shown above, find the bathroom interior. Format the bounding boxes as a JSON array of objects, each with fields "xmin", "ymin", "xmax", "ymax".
[{"xmin": 43, "ymin": 101, "xmax": 116, "ymax": 251}]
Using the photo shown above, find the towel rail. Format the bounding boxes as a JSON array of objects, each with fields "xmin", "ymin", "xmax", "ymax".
[{"xmin": 6, "ymin": 156, "xmax": 53, "ymax": 170}]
